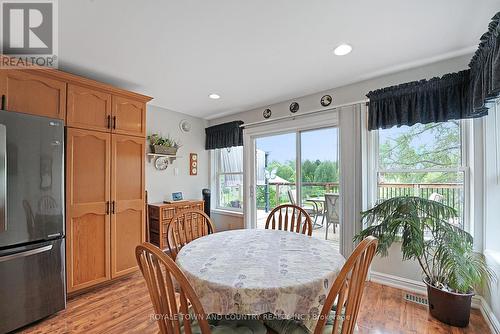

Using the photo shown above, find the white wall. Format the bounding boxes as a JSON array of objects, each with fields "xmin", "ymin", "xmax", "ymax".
[
  {"xmin": 146, "ymin": 105, "xmax": 209, "ymax": 203},
  {"xmin": 208, "ymin": 54, "xmax": 472, "ymax": 283}
]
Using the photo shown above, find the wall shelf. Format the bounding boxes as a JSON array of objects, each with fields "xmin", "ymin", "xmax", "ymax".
[
  {"xmin": 146, "ymin": 153, "xmax": 181, "ymax": 162},
  {"xmin": 146, "ymin": 153, "xmax": 182, "ymax": 170}
]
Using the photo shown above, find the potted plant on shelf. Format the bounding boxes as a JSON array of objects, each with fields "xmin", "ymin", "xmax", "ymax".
[
  {"xmin": 355, "ymin": 196, "xmax": 494, "ymax": 327},
  {"xmin": 148, "ymin": 134, "xmax": 181, "ymax": 155}
]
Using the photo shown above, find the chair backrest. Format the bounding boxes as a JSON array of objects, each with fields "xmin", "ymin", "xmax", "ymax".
[
  {"xmin": 325, "ymin": 194, "xmax": 340, "ymax": 223},
  {"xmin": 314, "ymin": 236, "xmax": 378, "ymax": 334},
  {"xmin": 428, "ymin": 192, "xmax": 444, "ymax": 203},
  {"xmin": 167, "ymin": 209, "xmax": 215, "ymax": 259},
  {"xmin": 136, "ymin": 243, "xmax": 212, "ymax": 334},
  {"xmin": 265, "ymin": 204, "xmax": 313, "ymax": 236},
  {"xmin": 287, "ymin": 189, "xmax": 297, "ymax": 205}
]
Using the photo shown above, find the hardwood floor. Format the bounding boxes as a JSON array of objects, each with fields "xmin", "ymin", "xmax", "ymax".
[{"xmin": 17, "ymin": 273, "xmax": 491, "ymax": 334}]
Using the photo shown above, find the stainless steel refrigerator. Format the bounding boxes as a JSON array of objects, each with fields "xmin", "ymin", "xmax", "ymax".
[{"xmin": 0, "ymin": 110, "xmax": 65, "ymax": 333}]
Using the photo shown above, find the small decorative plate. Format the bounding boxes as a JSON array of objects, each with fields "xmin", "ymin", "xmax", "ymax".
[
  {"xmin": 321, "ymin": 95, "xmax": 332, "ymax": 107},
  {"xmin": 179, "ymin": 120, "xmax": 192, "ymax": 133},
  {"xmin": 289, "ymin": 102, "xmax": 299, "ymax": 113},
  {"xmin": 263, "ymin": 108, "xmax": 272, "ymax": 119},
  {"xmin": 154, "ymin": 157, "xmax": 169, "ymax": 170}
]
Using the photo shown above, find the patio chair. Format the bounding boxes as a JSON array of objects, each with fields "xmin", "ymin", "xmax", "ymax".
[
  {"xmin": 324, "ymin": 193, "xmax": 340, "ymax": 239},
  {"xmin": 287, "ymin": 189, "xmax": 319, "ymax": 225},
  {"xmin": 136, "ymin": 243, "xmax": 267, "ymax": 334},
  {"xmin": 428, "ymin": 192, "xmax": 444, "ymax": 202},
  {"xmin": 167, "ymin": 209, "xmax": 216, "ymax": 259}
]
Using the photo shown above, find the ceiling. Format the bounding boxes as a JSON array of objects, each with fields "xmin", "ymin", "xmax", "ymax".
[{"xmin": 59, "ymin": 0, "xmax": 499, "ymax": 119}]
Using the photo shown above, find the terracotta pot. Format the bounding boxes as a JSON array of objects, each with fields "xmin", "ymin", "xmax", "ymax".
[{"xmin": 424, "ymin": 278, "xmax": 474, "ymax": 327}]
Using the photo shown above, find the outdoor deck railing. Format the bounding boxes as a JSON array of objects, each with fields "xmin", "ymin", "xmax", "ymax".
[{"xmin": 258, "ymin": 182, "xmax": 464, "ymax": 217}]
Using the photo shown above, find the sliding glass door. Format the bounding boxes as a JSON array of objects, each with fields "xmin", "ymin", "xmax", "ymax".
[
  {"xmin": 255, "ymin": 132, "xmax": 296, "ymax": 229},
  {"xmin": 253, "ymin": 127, "xmax": 340, "ymax": 250},
  {"xmin": 299, "ymin": 128, "xmax": 340, "ymax": 249}
]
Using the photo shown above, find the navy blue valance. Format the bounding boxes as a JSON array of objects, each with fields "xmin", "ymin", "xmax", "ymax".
[
  {"xmin": 367, "ymin": 11, "xmax": 500, "ymax": 130},
  {"xmin": 469, "ymin": 12, "xmax": 500, "ymax": 117},
  {"xmin": 366, "ymin": 70, "xmax": 471, "ymax": 130},
  {"xmin": 205, "ymin": 121, "xmax": 244, "ymax": 150}
]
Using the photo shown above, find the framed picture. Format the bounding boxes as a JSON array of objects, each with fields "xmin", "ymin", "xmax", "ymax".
[{"xmin": 172, "ymin": 192, "xmax": 183, "ymax": 201}]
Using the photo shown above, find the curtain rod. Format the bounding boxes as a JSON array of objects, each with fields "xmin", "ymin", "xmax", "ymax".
[{"xmin": 240, "ymin": 99, "xmax": 369, "ymax": 128}]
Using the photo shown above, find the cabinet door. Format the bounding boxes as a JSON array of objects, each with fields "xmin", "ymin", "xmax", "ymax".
[
  {"xmin": 111, "ymin": 134, "xmax": 145, "ymax": 278},
  {"xmin": 66, "ymin": 128, "xmax": 111, "ymax": 292},
  {"xmin": 67, "ymin": 84, "xmax": 112, "ymax": 132},
  {"xmin": 112, "ymin": 96, "xmax": 146, "ymax": 137},
  {"xmin": 0, "ymin": 70, "xmax": 66, "ymax": 119}
]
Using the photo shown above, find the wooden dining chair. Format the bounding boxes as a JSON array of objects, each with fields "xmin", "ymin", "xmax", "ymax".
[
  {"xmin": 264, "ymin": 236, "xmax": 378, "ymax": 334},
  {"xmin": 136, "ymin": 242, "xmax": 212, "ymax": 334},
  {"xmin": 314, "ymin": 236, "xmax": 378, "ymax": 333},
  {"xmin": 167, "ymin": 209, "xmax": 216, "ymax": 259},
  {"xmin": 265, "ymin": 204, "xmax": 313, "ymax": 236},
  {"xmin": 136, "ymin": 243, "xmax": 268, "ymax": 334}
]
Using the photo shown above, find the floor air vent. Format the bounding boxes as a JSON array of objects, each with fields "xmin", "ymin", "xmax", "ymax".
[{"xmin": 404, "ymin": 293, "xmax": 428, "ymax": 306}]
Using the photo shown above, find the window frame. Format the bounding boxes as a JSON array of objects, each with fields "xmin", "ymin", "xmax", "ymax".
[
  {"xmin": 366, "ymin": 120, "xmax": 472, "ymax": 233},
  {"xmin": 214, "ymin": 147, "xmax": 244, "ymax": 212}
]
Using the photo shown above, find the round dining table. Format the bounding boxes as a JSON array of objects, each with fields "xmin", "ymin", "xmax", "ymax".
[{"xmin": 175, "ymin": 229, "xmax": 345, "ymax": 331}]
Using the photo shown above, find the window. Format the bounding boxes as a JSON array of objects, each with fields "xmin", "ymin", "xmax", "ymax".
[
  {"xmin": 373, "ymin": 121, "xmax": 468, "ymax": 229},
  {"xmin": 215, "ymin": 146, "xmax": 243, "ymax": 211}
]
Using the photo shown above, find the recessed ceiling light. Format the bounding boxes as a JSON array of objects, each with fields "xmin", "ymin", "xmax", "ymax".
[
  {"xmin": 209, "ymin": 93, "xmax": 220, "ymax": 100},
  {"xmin": 334, "ymin": 43, "xmax": 352, "ymax": 56}
]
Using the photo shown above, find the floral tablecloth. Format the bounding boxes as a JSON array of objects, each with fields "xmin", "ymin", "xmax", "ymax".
[{"xmin": 176, "ymin": 229, "xmax": 345, "ymax": 331}]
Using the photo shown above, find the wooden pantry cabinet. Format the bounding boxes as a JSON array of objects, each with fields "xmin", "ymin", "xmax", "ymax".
[
  {"xmin": 66, "ymin": 129, "xmax": 146, "ymax": 292},
  {"xmin": 0, "ymin": 57, "xmax": 152, "ymax": 293}
]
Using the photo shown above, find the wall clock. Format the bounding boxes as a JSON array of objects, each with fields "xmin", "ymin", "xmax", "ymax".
[
  {"xmin": 190, "ymin": 153, "xmax": 198, "ymax": 175},
  {"xmin": 321, "ymin": 95, "xmax": 332, "ymax": 107},
  {"xmin": 154, "ymin": 157, "xmax": 169, "ymax": 170}
]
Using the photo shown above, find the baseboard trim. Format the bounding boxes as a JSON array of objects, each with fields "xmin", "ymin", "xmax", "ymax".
[{"xmin": 369, "ymin": 271, "xmax": 499, "ymax": 334}]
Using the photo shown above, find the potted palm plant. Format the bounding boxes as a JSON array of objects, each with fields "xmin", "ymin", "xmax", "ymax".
[
  {"xmin": 148, "ymin": 133, "xmax": 181, "ymax": 155},
  {"xmin": 355, "ymin": 196, "xmax": 493, "ymax": 327}
]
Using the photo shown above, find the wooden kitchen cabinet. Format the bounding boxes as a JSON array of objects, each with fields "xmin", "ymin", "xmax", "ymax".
[
  {"xmin": 112, "ymin": 96, "xmax": 146, "ymax": 137},
  {"xmin": 67, "ymin": 84, "xmax": 112, "ymax": 132},
  {"xmin": 0, "ymin": 70, "xmax": 66, "ymax": 119},
  {"xmin": 66, "ymin": 128, "xmax": 111, "ymax": 293},
  {"xmin": 110, "ymin": 134, "xmax": 146, "ymax": 278}
]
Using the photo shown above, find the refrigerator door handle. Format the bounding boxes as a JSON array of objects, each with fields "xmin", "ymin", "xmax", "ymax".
[
  {"xmin": 0, "ymin": 244, "xmax": 53, "ymax": 263},
  {"xmin": 0, "ymin": 124, "xmax": 6, "ymax": 233}
]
